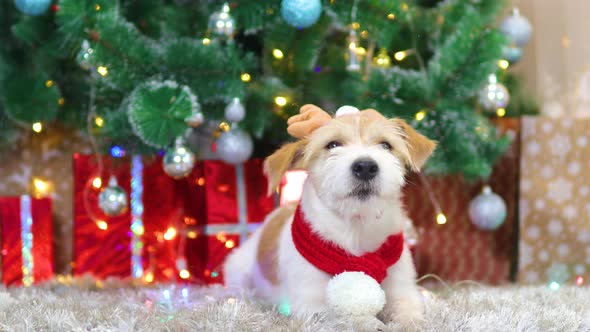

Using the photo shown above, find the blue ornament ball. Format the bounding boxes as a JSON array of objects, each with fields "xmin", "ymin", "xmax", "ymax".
[
  {"xmin": 499, "ymin": 8, "xmax": 532, "ymax": 47},
  {"xmin": 468, "ymin": 186, "xmax": 507, "ymax": 231},
  {"xmin": 281, "ymin": 0, "xmax": 322, "ymax": 29},
  {"xmin": 502, "ymin": 45, "xmax": 523, "ymax": 64},
  {"xmin": 15, "ymin": 0, "xmax": 52, "ymax": 16}
]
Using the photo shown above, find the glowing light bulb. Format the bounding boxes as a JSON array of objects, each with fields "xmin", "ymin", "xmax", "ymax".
[
  {"xmin": 394, "ymin": 51, "xmax": 407, "ymax": 61},
  {"xmin": 216, "ymin": 232, "xmax": 227, "ymax": 242},
  {"xmin": 275, "ymin": 96, "xmax": 287, "ymax": 106},
  {"xmin": 33, "ymin": 177, "xmax": 49, "ymax": 193},
  {"xmin": 94, "ymin": 4, "xmax": 101, "ymax": 11},
  {"xmin": 498, "ymin": 60, "xmax": 510, "ymax": 70},
  {"xmin": 436, "ymin": 213, "xmax": 447, "ymax": 225},
  {"xmin": 92, "ymin": 177, "xmax": 102, "ymax": 189},
  {"xmin": 94, "ymin": 117, "xmax": 104, "ymax": 127},
  {"xmin": 179, "ymin": 269, "xmax": 190, "ymax": 279},
  {"xmin": 225, "ymin": 239, "xmax": 235, "ymax": 249},
  {"xmin": 163, "ymin": 227, "xmax": 177, "ymax": 240},
  {"xmin": 58, "ymin": 98, "xmax": 65, "ymax": 106},
  {"xmin": 202, "ymin": 38, "xmax": 211, "ymax": 45},
  {"xmin": 351, "ymin": 22, "xmax": 360, "ymax": 30},
  {"xmin": 576, "ymin": 276, "xmax": 585, "ymax": 286},
  {"xmin": 97, "ymin": 66, "xmax": 108, "ymax": 76},
  {"xmin": 272, "ymin": 49, "xmax": 284, "ymax": 59},
  {"xmin": 240, "ymin": 73, "xmax": 251, "ymax": 82},
  {"xmin": 144, "ymin": 271, "xmax": 154, "ymax": 283},
  {"xmin": 415, "ymin": 110, "xmax": 426, "ymax": 121},
  {"xmin": 45, "ymin": 80, "xmax": 54, "ymax": 88},
  {"xmin": 32, "ymin": 122, "xmax": 43, "ymax": 133},
  {"xmin": 387, "ymin": 13, "xmax": 395, "ymax": 20},
  {"xmin": 96, "ymin": 220, "xmax": 108, "ymax": 230},
  {"xmin": 187, "ymin": 230, "xmax": 198, "ymax": 239},
  {"xmin": 549, "ymin": 281, "xmax": 560, "ymax": 290},
  {"xmin": 496, "ymin": 108, "xmax": 506, "ymax": 117}
]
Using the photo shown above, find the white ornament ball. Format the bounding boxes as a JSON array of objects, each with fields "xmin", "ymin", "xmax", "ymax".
[
  {"xmin": 468, "ymin": 186, "xmax": 507, "ymax": 230},
  {"xmin": 216, "ymin": 128, "xmax": 253, "ymax": 165},
  {"xmin": 224, "ymin": 97, "xmax": 246, "ymax": 123},
  {"xmin": 499, "ymin": 8, "xmax": 533, "ymax": 47},
  {"xmin": 98, "ymin": 177, "xmax": 128, "ymax": 217},
  {"xmin": 163, "ymin": 137, "xmax": 196, "ymax": 179},
  {"xmin": 478, "ymin": 75, "xmax": 510, "ymax": 111},
  {"xmin": 326, "ymin": 272, "xmax": 386, "ymax": 317}
]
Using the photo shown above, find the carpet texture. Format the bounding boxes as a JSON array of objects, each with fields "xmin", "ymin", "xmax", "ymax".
[{"xmin": 0, "ymin": 282, "xmax": 589, "ymax": 331}]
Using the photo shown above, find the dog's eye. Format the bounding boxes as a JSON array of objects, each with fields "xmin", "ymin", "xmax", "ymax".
[
  {"xmin": 380, "ymin": 142, "xmax": 392, "ymax": 150},
  {"xmin": 325, "ymin": 141, "xmax": 342, "ymax": 150}
]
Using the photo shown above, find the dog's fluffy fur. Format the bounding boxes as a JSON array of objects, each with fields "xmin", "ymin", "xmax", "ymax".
[{"xmin": 223, "ymin": 110, "xmax": 436, "ymax": 326}]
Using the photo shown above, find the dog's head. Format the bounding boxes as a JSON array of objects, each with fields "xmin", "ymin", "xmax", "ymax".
[{"xmin": 264, "ymin": 105, "xmax": 435, "ymax": 215}]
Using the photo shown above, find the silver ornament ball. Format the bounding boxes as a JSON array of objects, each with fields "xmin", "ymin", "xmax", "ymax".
[
  {"xmin": 502, "ymin": 45, "xmax": 523, "ymax": 64},
  {"xmin": 163, "ymin": 137, "xmax": 196, "ymax": 179},
  {"xmin": 224, "ymin": 97, "xmax": 246, "ymax": 123},
  {"xmin": 478, "ymin": 74, "xmax": 510, "ymax": 111},
  {"xmin": 281, "ymin": 0, "xmax": 322, "ymax": 28},
  {"xmin": 500, "ymin": 8, "xmax": 533, "ymax": 47},
  {"xmin": 216, "ymin": 128, "xmax": 253, "ymax": 165},
  {"xmin": 76, "ymin": 40, "xmax": 94, "ymax": 70},
  {"xmin": 468, "ymin": 186, "xmax": 507, "ymax": 230},
  {"xmin": 98, "ymin": 177, "xmax": 128, "ymax": 217},
  {"xmin": 208, "ymin": 3, "xmax": 235, "ymax": 40}
]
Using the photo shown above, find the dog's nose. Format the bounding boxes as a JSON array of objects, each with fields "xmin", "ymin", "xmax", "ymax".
[{"xmin": 351, "ymin": 158, "xmax": 379, "ymax": 181}]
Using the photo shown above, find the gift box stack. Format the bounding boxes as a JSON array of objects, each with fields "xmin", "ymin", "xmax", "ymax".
[
  {"xmin": 0, "ymin": 196, "xmax": 54, "ymax": 286},
  {"xmin": 518, "ymin": 116, "xmax": 590, "ymax": 285},
  {"xmin": 72, "ymin": 154, "xmax": 274, "ymax": 284}
]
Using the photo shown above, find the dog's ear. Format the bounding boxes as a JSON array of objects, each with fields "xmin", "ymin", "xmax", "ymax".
[
  {"xmin": 393, "ymin": 119, "xmax": 436, "ymax": 172},
  {"xmin": 264, "ymin": 140, "xmax": 308, "ymax": 195}
]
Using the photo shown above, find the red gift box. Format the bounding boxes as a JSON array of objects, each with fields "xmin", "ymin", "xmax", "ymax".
[
  {"xmin": 73, "ymin": 155, "xmax": 275, "ymax": 284},
  {"xmin": 0, "ymin": 196, "xmax": 53, "ymax": 286},
  {"xmin": 73, "ymin": 154, "xmax": 182, "ymax": 282},
  {"xmin": 406, "ymin": 118, "xmax": 519, "ymax": 284},
  {"xmin": 182, "ymin": 159, "xmax": 275, "ymax": 284}
]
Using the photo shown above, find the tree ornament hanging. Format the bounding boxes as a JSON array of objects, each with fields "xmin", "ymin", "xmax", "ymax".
[
  {"xmin": 216, "ymin": 127, "xmax": 253, "ymax": 165},
  {"xmin": 208, "ymin": 3, "xmax": 236, "ymax": 40},
  {"xmin": 468, "ymin": 185, "xmax": 507, "ymax": 230},
  {"xmin": 184, "ymin": 111, "xmax": 205, "ymax": 128},
  {"xmin": 163, "ymin": 137, "xmax": 196, "ymax": 179},
  {"xmin": 499, "ymin": 8, "xmax": 533, "ymax": 47},
  {"xmin": 98, "ymin": 177, "xmax": 128, "ymax": 217},
  {"xmin": 478, "ymin": 74, "xmax": 510, "ymax": 111},
  {"xmin": 76, "ymin": 40, "xmax": 95, "ymax": 70},
  {"xmin": 224, "ymin": 97, "xmax": 246, "ymax": 123},
  {"xmin": 373, "ymin": 48, "xmax": 391, "ymax": 68},
  {"xmin": 14, "ymin": 0, "xmax": 51, "ymax": 16},
  {"xmin": 502, "ymin": 45, "xmax": 523, "ymax": 64},
  {"xmin": 281, "ymin": 0, "xmax": 322, "ymax": 29},
  {"xmin": 346, "ymin": 30, "xmax": 361, "ymax": 72}
]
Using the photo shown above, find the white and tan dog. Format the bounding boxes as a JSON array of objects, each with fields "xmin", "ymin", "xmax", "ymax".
[{"xmin": 223, "ymin": 104, "xmax": 435, "ymax": 327}]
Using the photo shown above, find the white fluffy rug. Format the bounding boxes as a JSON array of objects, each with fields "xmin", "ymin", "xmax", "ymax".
[{"xmin": 0, "ymin": 282, "xmax": 589, "ymax": 331}]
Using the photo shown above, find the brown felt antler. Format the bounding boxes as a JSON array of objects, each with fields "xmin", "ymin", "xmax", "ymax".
[{"xmin": 287, "ymin": 104, "xmax": 332, "ymax": 138}]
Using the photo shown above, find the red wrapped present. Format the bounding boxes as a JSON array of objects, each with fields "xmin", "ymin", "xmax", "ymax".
[
  {"xmin": 73, "ymin": 154, "xmax": 182, "ymax": 282},
  {"xmin": 406, "ymin": 118, "xmax": 520, "ymax": 284},
  {"xmin": 0, "ymin": 196, "xmax": 53, "ymax": 286},
  {"xmin": 181, "ymin": 159, "xmax": 276, "ymax": 284}
]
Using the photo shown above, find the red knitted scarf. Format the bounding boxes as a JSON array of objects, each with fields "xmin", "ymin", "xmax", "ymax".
[{"xmin": 291, "ymin": 205, "xmax": 405, "ymax": 284}]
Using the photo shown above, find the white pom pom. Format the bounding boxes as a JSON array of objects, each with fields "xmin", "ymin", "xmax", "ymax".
[
  {"xmin": 335, "ymin": 105, "xmax": 360, "ymax": 117},
  {"xmin": 326, "ymin": 272, "xmax": 386, "ymax": 317}
]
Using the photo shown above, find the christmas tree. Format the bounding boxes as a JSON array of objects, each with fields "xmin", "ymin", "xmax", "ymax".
[{"xmin": 0, "ymin": 0, "xmax": 533, "ymax": 179}]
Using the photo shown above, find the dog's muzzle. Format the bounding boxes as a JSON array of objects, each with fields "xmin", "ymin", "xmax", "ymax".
[{"xmin": 351, "ymin": 158, "xmax": 379, "ymax": 181}]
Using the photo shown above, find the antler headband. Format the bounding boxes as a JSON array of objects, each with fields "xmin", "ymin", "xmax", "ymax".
[{"xmin": 287, "ymin": 104, "xmax": 384, "ymax": 138}]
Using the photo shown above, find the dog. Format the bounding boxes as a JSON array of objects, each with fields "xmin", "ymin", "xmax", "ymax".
[{"xmin": 223, "ymin": 104, "xmax": 436, "ymax": 327}]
